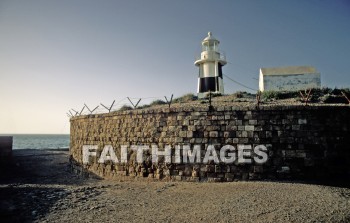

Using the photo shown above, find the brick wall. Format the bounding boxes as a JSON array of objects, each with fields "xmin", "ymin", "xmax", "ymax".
[{"xmin": 70, "ymin": 105, "xmax": 350, "ymax": 182}]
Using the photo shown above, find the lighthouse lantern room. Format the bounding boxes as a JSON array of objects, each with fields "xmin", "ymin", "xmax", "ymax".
[{"xmin": 195, "ymin": 32, "xmax": 227, "ymax": 99}]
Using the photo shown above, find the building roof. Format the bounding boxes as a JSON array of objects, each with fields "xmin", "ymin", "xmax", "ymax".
[{"xmin": 260, "ymin": 66, "xmax": 317, "ymax": 76}]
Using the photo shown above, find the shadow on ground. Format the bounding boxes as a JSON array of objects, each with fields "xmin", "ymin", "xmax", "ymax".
[
  {"xmin": 0, "ymin": 186, "xmax": 69, "ymax": 222},
  {"xmin": 0, "ymin": 149, "xmax": 89, "ymax": 185},
  {"xmin": 0, "ymin": 149, "xmax": 99, "ymax": 222}
]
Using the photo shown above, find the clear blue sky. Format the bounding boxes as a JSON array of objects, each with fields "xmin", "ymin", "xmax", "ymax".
[{"xmin": 0, "ymin": 0, "xmax": 349, "ymax": 134}]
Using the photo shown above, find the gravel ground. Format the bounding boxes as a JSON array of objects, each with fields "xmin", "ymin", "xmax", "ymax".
[{"xmin": 1, "ymin": 149, "xmax": 350, "ymax": 223}]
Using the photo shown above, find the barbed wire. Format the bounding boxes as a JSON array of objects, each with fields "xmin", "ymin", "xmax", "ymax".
[
  {"xmin": 67, "ymin": 95, "xmax": 176, "ymax": 117},
  {"xmin": 67, "ymin": 86, "xmax": 349, "ymax": 117}
]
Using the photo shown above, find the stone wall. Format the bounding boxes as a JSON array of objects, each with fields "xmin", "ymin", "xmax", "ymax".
[
  {"xmin": 70, "ymin": 105, "xmax": 350, "ymax": 182},
  {"xmin": 0, "ymin": 136, "xmax": 13, "ymax": 163}
]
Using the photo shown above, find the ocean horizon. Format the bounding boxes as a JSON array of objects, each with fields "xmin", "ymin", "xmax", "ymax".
[{"xmin": 0, "ymin": 134, "xmax": 70, "ymax": 150}]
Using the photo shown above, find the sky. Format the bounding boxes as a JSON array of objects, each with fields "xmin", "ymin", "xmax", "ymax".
[{"xmin": 0, "ymin": 0, "xmax": 349, "ymax": 134}]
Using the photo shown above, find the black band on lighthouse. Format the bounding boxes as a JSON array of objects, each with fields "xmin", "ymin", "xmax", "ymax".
[{"xmin": 199, "ymin": 77, "xmax": 222, "ymax": 93}]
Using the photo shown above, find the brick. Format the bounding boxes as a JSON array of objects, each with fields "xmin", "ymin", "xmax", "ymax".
[
  {"xmin": 225, "ymin": 173, "xmax": 235, "ymax": 179},
  {"xmin": 209, "ymin": 131, "xmax": 219, "ymax": 137},
  {"xmin": 179, "ymin": 131, "xmax": 187, "ymax": 137},
  {"xmin": 298, "ymin": 119, "xmax": 307, "ymax": 124},
  {"xmin": 207, "ymin": 177, "xmax": 222, "ymax": 182},
  {"xmin": 238, "ymin": 126, "xmax": 245, "ymax": 131},
  {"xmin": 266, "ymin": 131, "xmax": 272, "ymax": 138},
  {"xmin": 253, "ymin": 166, "xmax": 263, "ymax": 173},
  {"xmin": 248, "ymin": 120, "xmax": 257, "ymax": 125},
  {"xmin": 292, "ymin": 125, "xmax": 300, "ymax": 130},
  {"xmin": 206, "ymin": 165, "xmax": 215, "ymax": 172},
  {"xmin": 187, "ymin": 131, "xmax": 194, "ymax": 138},
  {"xmin": 215, "ymin": 165, "xmax": 222, "ymax": 173}
]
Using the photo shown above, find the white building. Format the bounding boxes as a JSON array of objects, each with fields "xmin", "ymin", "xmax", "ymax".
[
  {"xmin": 259, "ymin": 66, "xmax": 321, "ymax": 92},
  {"xmin": 195, "ymin": 32, "xmax": 226, "ymax": 98}
]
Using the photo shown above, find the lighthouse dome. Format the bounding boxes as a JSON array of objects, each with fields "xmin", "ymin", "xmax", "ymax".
[{"xmin": 203, "ymin": 32, "xmax": 220, "ymax": 43}]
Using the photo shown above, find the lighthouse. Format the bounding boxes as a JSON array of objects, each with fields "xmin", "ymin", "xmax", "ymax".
[{"xmin": 195, "ymin": 32, "xmax": 227, "ymax": 99}]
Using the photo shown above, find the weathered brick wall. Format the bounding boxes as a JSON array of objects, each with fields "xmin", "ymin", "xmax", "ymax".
[{"xmin": 70, "ymin": 105, "xmax": 350, "ymax": 182}]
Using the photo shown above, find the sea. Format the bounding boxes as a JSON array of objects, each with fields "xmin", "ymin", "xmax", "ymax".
[{"xmin": 0, "ymin": 134, "xmax": 70, "ymax": 150}]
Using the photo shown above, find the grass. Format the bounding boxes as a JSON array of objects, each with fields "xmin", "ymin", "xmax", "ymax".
[
  {"xmin": 118, "ymin": 105, "xmax": 133, "ymax": 111},
  {"xmin": 116, "ymin": 87, "xmax": 350, "ymax": 112},
  {"xmin": 261, "ymin": 87, "xmax": 350, "ymax": 103},
  {"xmin": 172, "ymin": 93, "xmax": 197, "ymax": 103}
]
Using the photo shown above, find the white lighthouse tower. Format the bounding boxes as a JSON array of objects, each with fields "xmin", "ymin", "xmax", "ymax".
[{"xmin": 195, "ymin": 32, "xmax": 227, "ymax": 99}]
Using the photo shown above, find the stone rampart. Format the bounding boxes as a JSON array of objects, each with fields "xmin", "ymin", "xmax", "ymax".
[{"xmin": 70, "ymin": 104, "xmax": 350, "ymax": 182}]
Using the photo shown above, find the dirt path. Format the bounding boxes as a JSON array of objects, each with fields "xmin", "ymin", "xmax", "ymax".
[{"xmin": 1, "ymin": 149, "xmax": 349, "ymax": 222}]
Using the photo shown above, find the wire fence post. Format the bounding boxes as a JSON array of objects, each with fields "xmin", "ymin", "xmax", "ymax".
[
  {"xmin": 208, "ymin": 91, "xmax": 213, "ymax": 111},
  {"xmin": 101, "ymin": 100, "xmax": 115, "ymax": 113},
  {"xmin": 84, "ymin": 103, "xmax": 99, "ymax": 114},
  {"xmin": 71, "ymin": 109, "xmax": 79, "ymax": 116},
  {"xmin": 341, "ymin": 91, "xmax": 350, "ymax": 104},
  {"xmin": 79, "ymin": 105, "xmax": 86, "ymax": 115},
  {"xmin": 299, "ymin": 89, "xmax": 312, "ymax": 106},
  {"xmin": 127, "ymin": 97, "xmax": 141, "ymax": 109},
  {"xmin": 164, "ymin": 94, "xmax": 173, "ymax": 108},
  {"xmin": 256, "ymin": 91, "xmax": 262, "ymax": 110}
]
